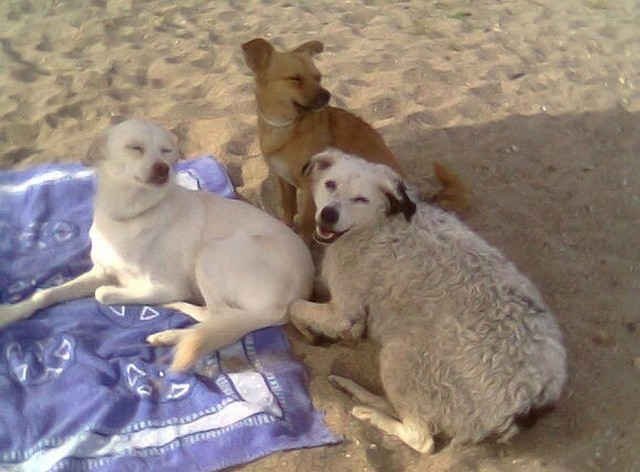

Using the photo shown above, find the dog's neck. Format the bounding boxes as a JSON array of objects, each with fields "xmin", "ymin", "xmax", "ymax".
[
  {"xmin": 258, "ymin": 109, "xmax": 297, "ymax": 128},
  {"xmin": 94, "ymin": 170, "xmax": 171, "ymax": 221}
]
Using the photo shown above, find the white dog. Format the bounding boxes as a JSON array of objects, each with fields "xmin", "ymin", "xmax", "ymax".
[
  {"xmin": 290, "ymin": 149, "xmax": 567, "ymax": 453},
  {"xmin": 0, "ymin": 119, "xmax": 314, "ymax": 371}
]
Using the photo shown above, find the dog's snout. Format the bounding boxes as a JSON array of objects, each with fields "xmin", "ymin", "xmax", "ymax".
[
  {"xmin": 153, "ymin": 161, "xmax": 169, "ymax": 177},
  {"xmin": 149, "ymin": 161, "xmax": 170, "ymax": 185},
  {"xmin": 312, "ymin": 89, "xmax": 331, "ymax": 109},
  {"xmin": 320, "ymin": 206, "xmax": 339, "ymax": 226}
]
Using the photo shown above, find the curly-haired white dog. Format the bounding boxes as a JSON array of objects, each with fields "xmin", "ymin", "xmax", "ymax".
[{"xmin": 290, "ymin": 149, "xmax": 567, "ymax": 453}]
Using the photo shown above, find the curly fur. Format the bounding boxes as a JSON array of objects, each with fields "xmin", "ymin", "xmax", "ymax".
[{"xmin": 301, "ymin": 151, "xmax": 567, "ymax": 446}]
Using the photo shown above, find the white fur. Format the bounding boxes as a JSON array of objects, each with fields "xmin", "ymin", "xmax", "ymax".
[
  {"xmin": 0, "ymin": 119, "xmax": 314, "ymax": 370},
  {"xmin": 292, "ymin": 150, "xmax": 567, "ymax": 452}
]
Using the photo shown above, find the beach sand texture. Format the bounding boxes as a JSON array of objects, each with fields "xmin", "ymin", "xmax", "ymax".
[{"xmin": 1, "ymin": 0, "xmax": 639, "ymax": 471}]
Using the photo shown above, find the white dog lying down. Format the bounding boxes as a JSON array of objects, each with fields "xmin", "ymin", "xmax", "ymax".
[
  {"xmin": 290, "ymin": 149, "xmax": 567, "ymax": 453},
  {"xmin": 0, "ymin": 119, "xmax": 314, "ymax": 371}
]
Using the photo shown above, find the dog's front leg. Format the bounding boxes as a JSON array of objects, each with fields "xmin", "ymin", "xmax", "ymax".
[
  {"xmin": 95, "ymin": 282, "xmax": 183, "ymax": 307},
  {"xmin": 0, "ymin": 267, "xmax": 110, "ymax": 328},
  {"xmin": 298, "ymin": 187, "xmax": 317, "ymax": 243},
  {"xmin": 289, "ymin": 300, "xmax": 365, "ymax": 343},
  {"xmin": 278, "ymin": 177, "xmax": 297, "ymax": 226}
]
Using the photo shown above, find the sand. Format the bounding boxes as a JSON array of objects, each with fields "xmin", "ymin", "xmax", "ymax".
[{"xmin": 1, "ymin": 0, "xmax": 639, "ymax": 471}]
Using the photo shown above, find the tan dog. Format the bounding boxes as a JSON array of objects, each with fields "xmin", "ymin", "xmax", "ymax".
[{"xmin": 242, "ymin": 38, "xmax": 468, "ymax": 242}]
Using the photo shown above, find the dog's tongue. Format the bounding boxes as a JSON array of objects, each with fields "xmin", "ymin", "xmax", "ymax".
[{"xmin": 317, "ymin": 227, "xmax": 335, "ymax": 239}]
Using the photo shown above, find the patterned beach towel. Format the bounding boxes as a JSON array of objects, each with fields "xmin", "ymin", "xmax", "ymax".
[{"xmin": 0, "ymin": 157, "xmax": 338, "ymax": 471}]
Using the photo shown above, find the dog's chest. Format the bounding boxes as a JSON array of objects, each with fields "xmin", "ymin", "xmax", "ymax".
[
  {"xmin": 268, "ymin": 156, "xmax": 296, "ymax": 186},
  {"xmin": 89, "ymin": 224, "xmax": 159, "ymax": 281}
]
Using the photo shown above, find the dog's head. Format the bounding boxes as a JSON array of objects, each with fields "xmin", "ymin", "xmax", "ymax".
[
  {"xmin": 83, "ymin": 119, "xmax": 181, "ymax": 187},
  {"xmin": 242, "ymin": 38, "xmax": 331, "ymax": 124},
  {"xmin": 302, "ymin": 149, "xmax": 416, "ymax": 244}
]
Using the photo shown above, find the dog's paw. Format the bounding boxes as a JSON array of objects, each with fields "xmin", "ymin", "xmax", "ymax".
[
  {"xmin": 148, "ymin": 327, "xmax": 208, "ymax": 373},
  {"xmin": 171, "ymin": 328, "xmax": 206, "ymax": 372},
  {"xmin": 291, "ymin": 317, "xmax": 337, "ymax": 346},
  {"xmin": 328, "ymin": 374, "xmax": 357, "ymax": 396},
  {"xmin": 290, "ymin": 311, "xmax": 319, "ymax": 341},
  {"xmin": 339, "ymin": 319, "xmax": 365, "ymax": 345},
  {"xmin": 94, "ymin": 285, "xmax": 124, "ymax": 305},
  {"xmin": 147, "ymin": 329, "xmax": 183, "ymax": 346},
  {"xmin": 351, "ymin": 406, "xmax": 376, "ymax": 421}
]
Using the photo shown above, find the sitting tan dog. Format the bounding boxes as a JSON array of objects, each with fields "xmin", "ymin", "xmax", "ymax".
[
  {"xmin": 242, "ymin": 38, "xmax": 467, "ymax": 242},
  {"xmin": 290, "ymin": 149, "xmax": 567, "ymax": 453},
  {"xmin": 0, "ymin": 119, "xmax": 314, "ymax": 371}
]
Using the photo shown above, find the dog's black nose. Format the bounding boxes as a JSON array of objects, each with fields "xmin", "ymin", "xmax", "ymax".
[
  {"xmin": 149, "ymin": 162, "xmax": 170, "ymax": 184},
  {"xmin": 312, "ymin": 89, "xmax": 331, "ymax": 109},
  {"xmin": 153, "ymin": 162, "xmax": 169, "ymax": 177},
  {"xmin": 320, "ymin": 206, "xmax": 339, "ymax": 225}
]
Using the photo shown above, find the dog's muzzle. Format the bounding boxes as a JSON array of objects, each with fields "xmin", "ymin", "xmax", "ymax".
[
  {"xmin": 310, "ymin": 89, "xmax": 331, "ymax": 110},
  {"xmin": 295, "ymin": 88, "xmax": 331, "ymax": 113},
  {"xmin": 314, "ymin": 206, "xmax": 347, "ymax": 244},
  {"xmin": 148, "ymin": 162, "xmax": 170, "ymax": 185}
]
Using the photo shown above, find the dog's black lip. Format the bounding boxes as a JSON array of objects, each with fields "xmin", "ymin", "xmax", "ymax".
[
  {"xmin": 135, "ymin": 174, "xmax": 169, "ymax": 186},
  {"xmin": 313, "ymin": 226, "xmax": 348, "ymax": 244},
  {"xmin": 293, "ymin": 100, "xmax": 311, "ymax": 112},
  {"xmin": 293, "ymin": 100, "xmax": 326, "ymax": 113},
  {"xmin": 148, "ymin": 173, "xmax": 169, "ymax": 185}
]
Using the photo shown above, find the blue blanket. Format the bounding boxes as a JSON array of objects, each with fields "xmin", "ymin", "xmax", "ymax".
[{"xmin": 0, "ymin": 157, "xmax": 338, "ymax": 471}]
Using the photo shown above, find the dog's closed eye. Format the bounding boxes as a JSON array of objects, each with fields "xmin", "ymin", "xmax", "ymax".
[
  {"xmin": 325, "ymin": 180, "xmax": 336, "ymax": 191},
  {"xmin": 161, "ymin": 147, "xmax": 173, "ymax": 154},
  {"xmin": 127, "ymin": 144, "xmax": 144, "ymax": 153},
  {"xmin": 351, "ymin": 196, "xmax": 369, "ymax": 204},
  {"xmin": 287, "ymin": 75, "xmax": 303, "ymax": 84}
]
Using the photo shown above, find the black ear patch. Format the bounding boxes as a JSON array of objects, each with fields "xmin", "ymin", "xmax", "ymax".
[{"xmin": 385, "ymin": 183, "xmax": 416, "ymax": 222}]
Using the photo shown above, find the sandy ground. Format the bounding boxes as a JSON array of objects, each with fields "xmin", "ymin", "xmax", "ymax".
[{"xmin": 1, "ymin": 0, "xmax": 639, "ymax": 470}]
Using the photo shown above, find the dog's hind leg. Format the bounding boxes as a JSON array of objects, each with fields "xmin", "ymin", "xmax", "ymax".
[
  {"xmin": 163, "ymin": 302, "xmax": 209, "ymax": 322},
  {"xmin": 94, "ymin": 282, "xmax": 185, "ymax": 306},
  {"xmin": 278, "ymin": 177, "xmax": 297, "ymax": 226},
  {"xmin": 298, "ymin": 187, "xmax": 317, "ymax": 243},
  {"xmin": 352, "ymin": 406, "xmax": 435, "ymax": 454},
  {"xmin": 329, "ymin": 375, "xmax": 396, "ymax": 417},
  {"xmin": 150, "ymin": 303, "xmax": 290, "ymax": 371},
  {"xmin": 0, "ymin": 266, "xmax": 109, "ymax": 328}
]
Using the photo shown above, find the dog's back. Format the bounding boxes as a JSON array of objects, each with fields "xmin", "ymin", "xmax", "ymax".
[{"xmin": 326, "ymin": 204, "xmax": 566, "ymax": 443}]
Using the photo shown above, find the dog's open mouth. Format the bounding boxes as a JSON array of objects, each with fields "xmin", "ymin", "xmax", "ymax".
[
  {"xmin": 314, "ymin": 226, "xmax": 348, "ymax": 244},
  {"xmin": 147, "ymin": 173, "xmax": 169, "ymax": 185},
  {"xmin": 146, "ymin": 163, "xmax": 171, "ymax": 186}
]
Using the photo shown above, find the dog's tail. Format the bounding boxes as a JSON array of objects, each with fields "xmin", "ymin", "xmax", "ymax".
[{"xmin": 432, "ymin": 162, "xmax": 469, "ymax": 213}]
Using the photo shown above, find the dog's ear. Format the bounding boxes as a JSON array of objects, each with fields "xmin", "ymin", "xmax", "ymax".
[
  {"xmin": 293, "ymin": 40, "xmax": 324, "ymax": 57},
  {"xmin": 301, "ymin": 151, "xmax": 335, "ymax": 178},
  {"xmin": 242, "ymin": 38, "xmax": 274, "ymax": 73},
  {"xmin": 82, "ymin": 131, "xmax": 108, "ymax": 167},
  {"xmin": 378, "ymin": 168, "xmax": 416, "ymax": 222}
]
